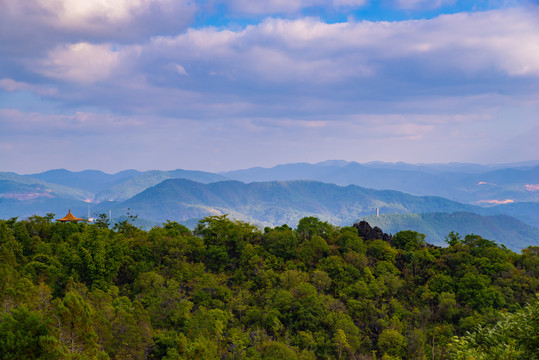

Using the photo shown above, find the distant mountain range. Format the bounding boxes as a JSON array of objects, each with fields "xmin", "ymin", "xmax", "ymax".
[
  {"xmin": 0, "ymin": 172, "xmax": 92, "ymax": 201},
  {"xmin": 26, "ymin": 169, "xmax": 140, "ymax": 195},
  {"xmin": 6, "ymin": 160, "xmax": 537, "ymax": 205},
  {"xmin": 221, "ymin": 161, "xmax": 539, "ymax": 204},
  {"xmin": 1, "ymin": 161, "xmax": 537, "ymax": 250},
  {"xmin": 91, "ymin": 169, "xmax": 227, "ymax": 202},
  {"xmin": 24, "ymin": 168, "xmax": 226, "ymax": 202}
]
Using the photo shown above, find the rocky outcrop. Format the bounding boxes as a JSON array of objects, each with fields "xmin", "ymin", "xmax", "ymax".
[{"xmin": 353, "ymin": 220, "xmax": 392, "ymax": 242}]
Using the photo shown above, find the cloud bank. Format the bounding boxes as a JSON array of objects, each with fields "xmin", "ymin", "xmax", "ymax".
[{"xmin": 0, "ymin": 0, "xmax": 537, "ymax": 172}]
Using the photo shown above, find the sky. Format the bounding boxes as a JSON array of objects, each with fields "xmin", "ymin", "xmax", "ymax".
[{"xmin": 1, "ymin": 0, "xmax": 538, "ymax": 174}]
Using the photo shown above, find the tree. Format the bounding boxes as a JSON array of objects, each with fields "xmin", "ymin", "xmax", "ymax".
[
  {"xmin": 456, "ymin": 273, "xmax": 502, "ymax": 310},
  {"xmin": 298, "ymin": 236, "xmax": 329, "ymax": 266},
  {"xmin": 378, "ymin": 328, "xmax": 407, "ymax": 359},
  {"xmin": 263, "ymin": 227, "xmax": 298, "ymax": 260},
  {"xmin": 94, "ymin": 214, "xmax": 110, "ymax": 229},
  {"xmin": 260, "ymin": 341, "xmax": 298, "ymax": 360},
  {"xmin": 333, "ymin": 329, "xmax": 350, "ymax": 359},
  {"xmin": 449, "ymin": 296, "xmax": 539, "ymax": 360},
  {"xmin": 109, "ymin": 298, "xmax": 153, "ymax": 360},
  {"xmin": 195, "ymin": 215, "xmax": 261, "ymax": 270},
  {"xmin": 296, "ymin": 217, "xmax": 335, "ymax": 241},
  {"xmin": 54, "ymin": 291, "xmax": 99, "ymax": 356},
  {"xmin": 392, "ymin": 230, "xmax": 425, "ymax": 251},
  {"xmin": 444, "ymin": 231, "xmax": 462, "ymax": 247},
  {"xmin": 336, "ymin": 227, "xmax": 366, "ymax": 254},
  {"xmin": 0, "ymin": 307, "xmax": 62, "ymax": 359},
  {"xmin": 367, "ymin": 239, "xmax": 397, "ymax": 263},
  {"xmin": 163, "ymin": 220, "xmax": 191, "ymax": 237}
]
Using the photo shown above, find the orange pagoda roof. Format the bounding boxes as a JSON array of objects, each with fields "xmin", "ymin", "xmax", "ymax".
[{"xmin": 56, "ymin": 209, "xmax": 86, "ymax": 222}]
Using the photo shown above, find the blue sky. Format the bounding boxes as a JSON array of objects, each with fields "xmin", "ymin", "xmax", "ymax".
[{"xmin": 0, "ymin": 0, "xmax": 538, "ymax": 173}]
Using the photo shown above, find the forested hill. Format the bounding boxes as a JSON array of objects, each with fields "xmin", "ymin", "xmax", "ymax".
[
  {"xmin": 114, "ymin": 179, "xmax": 538, "ymax": 249},
  {"xmin": 0, "ymin": 215, "xmax": 537, "ymax": 359},
  {"xmin": 362, "ymin": 212, "xmax": 539, "ymax": 251},
  {"xmin": 118, "ymin": 178, "xmax": 479, "ymax": 226}
]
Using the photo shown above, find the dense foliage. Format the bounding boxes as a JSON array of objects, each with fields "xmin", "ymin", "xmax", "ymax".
[
  {"xmin": 449, "ymin": 294, "xmax": 539, "ymax": 360},
  {"xmin": 0, "ymin": 214, "xmax": 537, "ymax": 359}
]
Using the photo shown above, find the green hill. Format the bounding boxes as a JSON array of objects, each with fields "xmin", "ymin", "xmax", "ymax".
[
  {"xmin": 362, "ymin": 212, "xmax": 539, "ymax": 250},
  {"xmin": 114, "ymin": 179, "xmax": 538, "ymax": 249},
  {"xmin": 118, "ymin": 178, "xmax": 478, "ymax": 226},
  {"xmin": 487, "ymin": 201, "xmax": 539, "ymax": 228},
  {"xmin": 0, "ymin": 215, "xmax": 537, "ymax": 359}
]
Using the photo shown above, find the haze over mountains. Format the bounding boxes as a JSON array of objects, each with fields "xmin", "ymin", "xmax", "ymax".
[
  {"xmin": 1, "ymin": 161, "xmax": 538, "ymax": 249},
  {"xmin": 223, "ymin": 161, "xmax": 539, "ymax": 204}
]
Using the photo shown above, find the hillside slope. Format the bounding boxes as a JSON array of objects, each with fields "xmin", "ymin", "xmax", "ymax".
[
  {"xmin": 362, "ymin": 212, "xmax": 539, "ymax": 250},
  {"xmin": 118, "ymin": 178, "xmax": 481, "ymax": 227}
]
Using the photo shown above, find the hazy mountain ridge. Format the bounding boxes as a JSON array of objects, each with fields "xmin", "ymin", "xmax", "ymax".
[
  {"xmin": 18, "ymin": 168, "xmax": 227, "ymax": 202},
  {"xmin": 9, "ymin": 161, "xmax": 538, "ymax": 205},
  {"xmin": 116, "ymin": 178, "xmax": 482, "ymax": 226},
  {"xmin": 0, "ymin": 172, "xmax": 93, "ymax": 201},
  {"xmin": 26, "ymin": 169, "xmax": 141, "ymax": 194},
  {"xmin": 93, "ymin": 169, "xmax": 227, "ymax": 202},
  {"xmin": 222, "ymin": 161, "xmax": 539, "ymax": 204},
  {"xmin": 487, "ymin": 202, "xmax": 539, "ymax": 228}
]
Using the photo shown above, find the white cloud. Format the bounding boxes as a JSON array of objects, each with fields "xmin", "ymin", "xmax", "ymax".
[
  {"xmin": 0, "ymin": 0, "xmax": 196, "ymax": 45},
  {"xmin": 0, "ymin": 108, "xmax": 145, "ymax": 135},
  {"xmin": 14, "ymin": 7, "xmax": 536, "ymax": 120},
  {"xmin": 32, "ymin": 43, "xmax": 124, "ymax": 83},
  {"xmin": 175, "ymin": 64, "xmax": 189, "ymax": 76},
  {"xmin": 139, "ymin": 8, "xmax": 539, "ymax": 91},
  {"xmin": 1, "ymin": 2, "xmax": 538, "ymax": 172},
  {"xmin": 39, "ymin": 0, "xmax": 160, "ymax": 23},
  {"xmin": 3, "ymin": 6, "xmax": 538, "ymax": 148},
  {"xmin": 0, "ymin": 78, "xmax": 58, "ymax": 96}
]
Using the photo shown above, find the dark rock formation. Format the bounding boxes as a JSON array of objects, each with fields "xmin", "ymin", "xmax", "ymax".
[{"xmin": 353, "ymin": 220, "xmax": 392, "ymax": 242}]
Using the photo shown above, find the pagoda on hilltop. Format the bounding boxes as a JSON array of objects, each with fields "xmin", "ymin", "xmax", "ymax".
[{"xmin": 56, "ymin": 209, "xmax": 86, "ymax": 223}]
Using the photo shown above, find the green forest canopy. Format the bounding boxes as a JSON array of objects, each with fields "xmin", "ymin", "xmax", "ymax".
[{"xmin": 0, "ymin": 214, "xmax": 537, "ymax": 359}]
